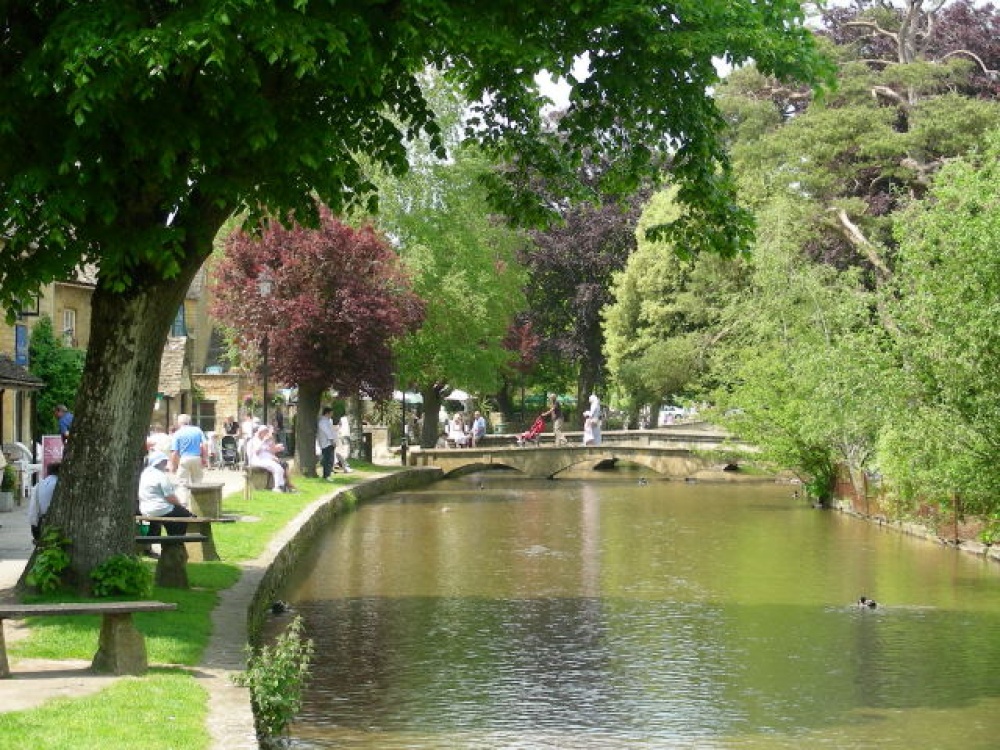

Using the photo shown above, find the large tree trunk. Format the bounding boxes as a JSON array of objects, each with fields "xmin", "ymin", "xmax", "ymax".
[
  {"xmin": 20, "ymin": 204, "xmax": 224, "ymax": 594},
  {"xmin": 420, "ymin": 386, "xmax": 443, "ymax": 448},
  {"xmin": 32, "ymin": 270, "xmax": 202, "ymax": 591},
  {"xmin": 296, "ymin": 383, "xmax": 322, "ymax": 478}
]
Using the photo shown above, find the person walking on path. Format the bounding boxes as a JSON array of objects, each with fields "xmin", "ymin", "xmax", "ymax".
[
  {"xmin": 170, "ymin": 413, "xmax": 208, "ymax": 507},
  {"xmin": 541, "ymin": 395, "xmax": 567, "ymax": 446}
]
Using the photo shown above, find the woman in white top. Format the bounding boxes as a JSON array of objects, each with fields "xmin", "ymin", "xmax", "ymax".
[
  {"xmin": 336, "ymin": 415, "xmax": 353, "ymax": 472},
  {"xmin": 246, "ymin": 425, "xmax": 296, "ymax": 492},
  {"xmin": 448, "ymin": 413, "xmax": 469, "ymax": 447},
  {"xmin": 588, "ymin": 393, "xmax": 603, "ymax": 446},
  {"xmin": 582, "ymin": 410, "xmax": 598, "ymax": 446}
]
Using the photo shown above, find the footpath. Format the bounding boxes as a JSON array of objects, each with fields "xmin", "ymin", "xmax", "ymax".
[{"xmin": 0, "ymin": 467, "xmax": 259, "ymax": 749}]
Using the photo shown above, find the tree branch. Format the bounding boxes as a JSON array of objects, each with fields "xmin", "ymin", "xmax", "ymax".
[
  {"xmin": 941, "ymin": 50, "xmax": 1000, "ymax": 78},
  {"xmin": 871, "ymin": 84, "xmax": 911, "ymax": 109},
  {"xmin": 842, "ymin": 19, "xmax": 899, "ymax": 43},
  {"xmin": 829, "ymin": 208, "xmax": 892, "ymax": 281}
]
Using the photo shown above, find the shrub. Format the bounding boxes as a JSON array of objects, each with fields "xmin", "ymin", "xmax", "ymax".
[
  {"xmin": 234, "ymin": 615, "xmax": 314, "ymax": 746},
  {"xmin": 1, "ymin": 464, "xmax": 16, "ymax": 492},
  {"xmin": 90, "ymin": 553, "xmax": 153, "ymax": 598},
  {"xmin": 26, "ymin": 526, "xmax": 71, "ymax": 592}
]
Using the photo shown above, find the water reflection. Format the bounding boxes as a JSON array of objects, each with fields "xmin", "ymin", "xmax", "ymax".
[{"xmin": 280, "ymin": 474, "xmax": 1000, "ymax": 749}]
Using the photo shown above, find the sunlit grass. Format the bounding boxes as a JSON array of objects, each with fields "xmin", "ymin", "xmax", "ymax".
[
  {"xmin": 3, "ymin": 465, "xmax": 377, "ymax": 741},
  {"xmin": 0, "ymin": 673, "xmax": 208, "ymax": 750}
]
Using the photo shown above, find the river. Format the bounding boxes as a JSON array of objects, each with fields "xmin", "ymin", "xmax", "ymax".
[{"xmin": 278, "ymin": 471, "xmax": 1000, "ymax": 748}]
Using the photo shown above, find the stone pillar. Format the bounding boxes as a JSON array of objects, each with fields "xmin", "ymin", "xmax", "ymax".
[
  {"xmin": 189, "ymin": 482, "xmax": 223, "ymax": 518},
  {"xmin": 91, "ymin": 614, "xmax": 148, "ymax": 675},
  {"xmin": 156, "ymin": 543, "xmax": 190, "ymax": 588}
]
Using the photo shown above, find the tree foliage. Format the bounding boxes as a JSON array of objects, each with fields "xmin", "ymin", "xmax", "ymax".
[
  {"xmin": 211, "ymin": 204, "xmax": 424, "ymax": 474},
  {"xmin": 604, "ymin": 189, "xmax": 748, "ymax": 420},
  {"xmin": 0, "ymin": 1, "xmax": 831, "ymax": 587},
  {"xmin": 708, "ymin": 196, "xmax": 891, "ymax": 502},
  {"xmin": 384, "ymin": 147, "xmax": 529, "ymax": 445},
  {"xmin": 27, "ymin": 316, "xmax": 85, "ymax": 438},
  {"xmin": 692, "ymin": 1, "xmax": 1000, "ymax": 510},
  {"xmin": 522, "ymin": 174, "xmax": 647, "ymax": 411},
  {"xmin": 720, "ymin": 1, "xmax": 1000, "ymax": 286},
  {"xmin": 877, "ymin": 131, "xmax": 1000, "ymax": 514}
]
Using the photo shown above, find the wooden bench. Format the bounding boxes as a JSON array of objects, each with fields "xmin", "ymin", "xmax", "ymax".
[
  {"xmin": 134, "ymin": 534, "xmax": 207, "ymax": 589},
  {"xmin": 0, "ymin": 601, "xmax": 177, "ymax": 677},
  {"xmin": 136, "ymin": 515, "xmax": 236, "ymax": 562}
]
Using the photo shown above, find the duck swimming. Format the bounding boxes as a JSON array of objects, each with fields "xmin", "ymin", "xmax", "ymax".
[{"xmin": 857, "ymin": 596, "xmax": 877, "ymax": 609}]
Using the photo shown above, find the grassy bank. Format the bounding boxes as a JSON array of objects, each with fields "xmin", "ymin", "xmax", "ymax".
[{"xmin": 0, "ymin": 468, "xmax": 375, "ymax": 749}]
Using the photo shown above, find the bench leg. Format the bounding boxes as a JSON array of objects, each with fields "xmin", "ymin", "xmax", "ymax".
[
  {"xmin": 92, "ymin": 613, "xmax": 148, "ymax": 676},
  {"xmin": 0, "ymin": 621, "xmax": 9, "ymax": 678},
  {"xmin": 155, "ymin": 542, "xmax": 190, "ymax": 589}
]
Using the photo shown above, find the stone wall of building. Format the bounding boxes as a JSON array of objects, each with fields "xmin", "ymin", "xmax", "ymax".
[{"xmin": 195, "ymin": 373, "xmax": 253, "ymax": 432}]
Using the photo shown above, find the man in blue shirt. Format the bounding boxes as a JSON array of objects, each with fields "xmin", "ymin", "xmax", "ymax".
[
  {"xmin": 54, "ymin": 404, "xmax": 73, "ymax": 442},
  {"xmin": 169, "ymin": 413, "xmax": 208, "ymax": 506}
]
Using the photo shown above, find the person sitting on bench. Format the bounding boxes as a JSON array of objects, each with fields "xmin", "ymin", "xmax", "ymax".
[
  {"xmin": 246, "ymin": 425, "xmax": 298, "ymax": 493},
  {"xmin": 138, "ymin": 451, "xmax": 195, "ymax": 536}
]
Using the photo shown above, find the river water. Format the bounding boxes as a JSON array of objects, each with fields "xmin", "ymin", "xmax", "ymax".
[{"xmin": 279, "ymin": 472, "xmax": 1000, "ymax": 748}]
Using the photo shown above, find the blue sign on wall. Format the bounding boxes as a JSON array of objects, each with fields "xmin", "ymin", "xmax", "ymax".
[{"xmin": 14, "ymin": 323, "xmax": 28, "ymax": 366}]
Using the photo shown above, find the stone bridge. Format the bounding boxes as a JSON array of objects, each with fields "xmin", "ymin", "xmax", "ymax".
[{"xmin": 405, "ymin": 426, "xmax": 747, "ymax": 479}]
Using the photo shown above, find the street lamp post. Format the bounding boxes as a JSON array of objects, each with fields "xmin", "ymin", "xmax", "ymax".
[{"xmin": 258, "ymin": 272, "xmax": 274, "ymax": 429}]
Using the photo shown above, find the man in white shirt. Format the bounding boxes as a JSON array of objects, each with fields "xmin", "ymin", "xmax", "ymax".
[{"xmin": 317, "ymin": 407, "xmax": 337, "ymax": 479}]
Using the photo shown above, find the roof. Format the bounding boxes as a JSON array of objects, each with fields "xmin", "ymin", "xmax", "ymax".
[
  {"xmin": 0, "ymin": 355, "xmax": 44, "ymax": 390},
  {"xmin": 156, "ymin": 337, "xmax": 191, "ymax": 398}
]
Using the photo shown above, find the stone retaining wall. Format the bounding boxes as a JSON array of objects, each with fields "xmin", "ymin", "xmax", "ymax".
[
  {"xmin": 831, "ymin": 497, "xmax": 1000, "ymax": 565},
  {"xmin": 246, "ymin": 468, "xmax": 442, "ymax": 643}
]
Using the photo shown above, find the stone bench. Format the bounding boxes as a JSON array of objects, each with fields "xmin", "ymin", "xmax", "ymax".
[
  {"xmin": 0, "ymin": 600, "xmax": 177, "ymax": 677},
  {"xmin": 246, "ymin": 465, "xmax": 273, "ymax": 490}
]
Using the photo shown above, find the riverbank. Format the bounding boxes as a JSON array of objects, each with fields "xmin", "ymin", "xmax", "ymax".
[
  {"xmin": 0, "ymin": 465, "xmax": 448, "ymax": 749},
  {"xmin": 831, "ymin": 497, "xmax": 1000, "ymax": 565}
]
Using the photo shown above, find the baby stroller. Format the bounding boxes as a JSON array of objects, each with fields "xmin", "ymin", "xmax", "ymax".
[
  {"xmin": 219, "ymin": 434, "xmax": 240, "ymax": 469},
  {"xmin": 516, "ymin": 415, "xmax": 546, "ymax": 447}
]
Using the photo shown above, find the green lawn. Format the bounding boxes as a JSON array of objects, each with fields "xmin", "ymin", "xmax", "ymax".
[{"xmin": 4, "ymin": 468, "xmax": 372, "ymax": 746}]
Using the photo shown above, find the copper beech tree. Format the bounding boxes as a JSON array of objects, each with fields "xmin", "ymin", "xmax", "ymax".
[{"xmin": 211, "ymin": 206, "xmax": 425, "ymax": 477}]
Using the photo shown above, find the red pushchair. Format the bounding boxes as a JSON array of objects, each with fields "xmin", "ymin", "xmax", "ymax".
[{"xmin": 516, "ymin": 415, "xmax": 546, "ymax": 447}]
